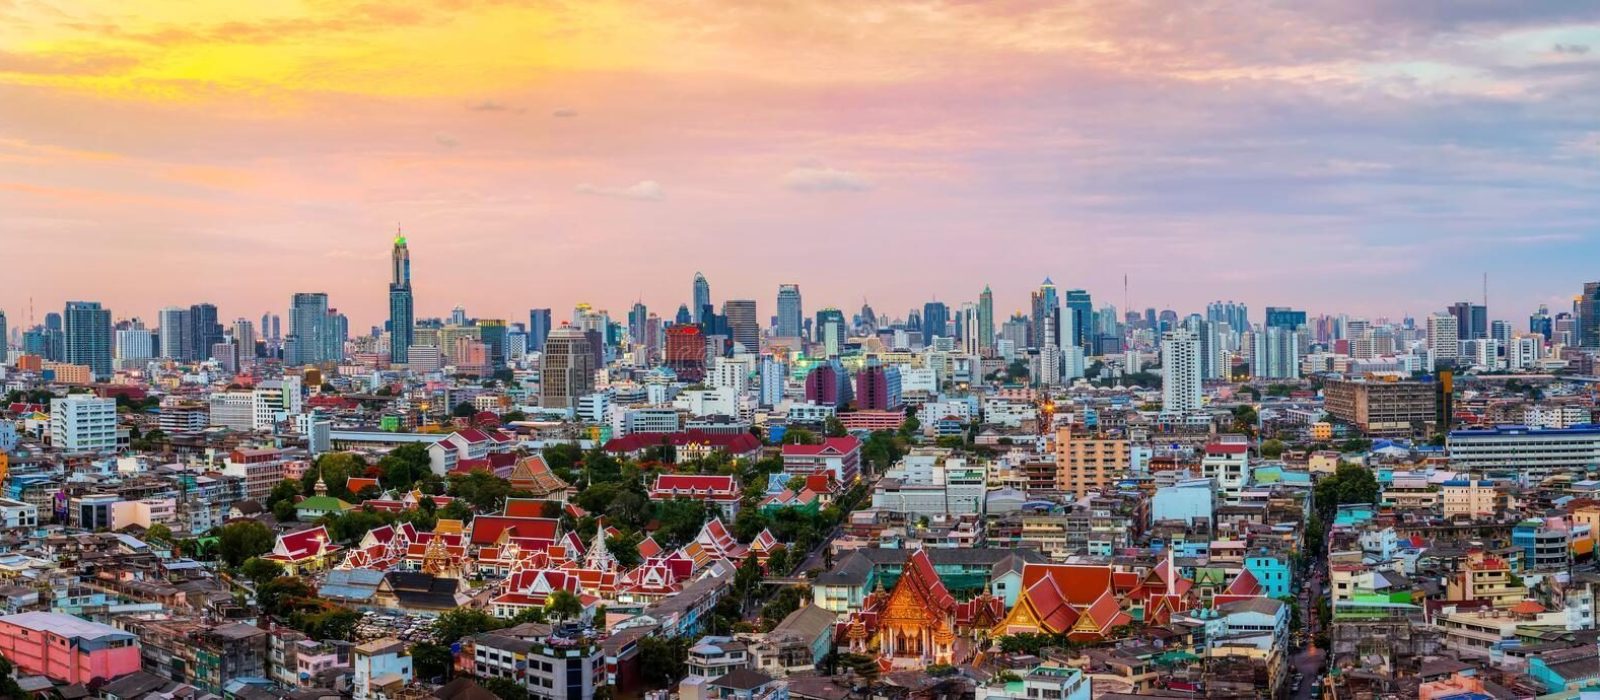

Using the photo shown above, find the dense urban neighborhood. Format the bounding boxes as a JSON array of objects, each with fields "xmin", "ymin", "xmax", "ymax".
[{"xmin": 5, "ymin": 241, "xmax": 1600, "ymax": 700}]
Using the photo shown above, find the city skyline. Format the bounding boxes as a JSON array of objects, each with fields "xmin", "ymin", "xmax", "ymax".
[{"xmin": 3, "ymin": 3, "xmax": 1598, "ymax": 321}]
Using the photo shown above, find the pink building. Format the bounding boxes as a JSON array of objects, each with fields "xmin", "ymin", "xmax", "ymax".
[
  {"xmin": 783, "ymin": 436, "xmax": 863, "ymax": 484},
  {"xmin": 0, "ymin": 612, "xmax": 140, "ymax": 684}
]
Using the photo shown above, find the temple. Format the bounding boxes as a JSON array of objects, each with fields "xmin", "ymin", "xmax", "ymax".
[{"xmin": 839, "ymin": 548, "xmax": 1003, "ymax": 668}]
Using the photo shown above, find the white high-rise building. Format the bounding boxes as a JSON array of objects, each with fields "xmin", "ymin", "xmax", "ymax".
[
  {"xmin": 1427, "ymin": 313, "xmax": 1459, "ymax": 367},
  {"xmin": 158, "ymin": 306, "xmax": 188, "ymax": 359},
  {"xmin": 1161, "ymin": 329, "xmax": 1202, "ymax": 414},
  {"xmin": 1252, "ymin": 326, "xmax": 1300, "ymax": 379},
  {"xmin": 1509, "ymin": 334, "xmax": 1541, "ymax": 370},
  {"xmin": 1063, "ymin": 345, "xmax": 1086, "ymax": 380},
  {"xmin": 115, "ymin": 328, "xmax": 155, "ymax": 366},
  {"xmin": 758, "ymin": 357, "xmax": 785, "ymax": 407},
  {"xmin": 709, "ymin": 357, "xmax": 749, "ymax": 395},
  {"xmin": 50, "ymin": 396, "xmax": 117, "ymax": 452},
  {"xmin": 1037, "ymin": 344, "xmax": 1062, "ymax": 386}
]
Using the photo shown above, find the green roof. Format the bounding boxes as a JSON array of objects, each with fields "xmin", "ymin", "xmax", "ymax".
[{"xmin": 296, "ymin": 496, "xmax": 352, "ymax": 512}]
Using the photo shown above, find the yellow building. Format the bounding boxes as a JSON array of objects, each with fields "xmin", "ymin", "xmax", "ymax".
[
  {"xmin": 1053, "ymin": 428, "xmax": 1131, "ymax": 496},
  {"xmin": 1441, "ymin": 479, "xmax": 1504, "ymax": 519},
  {"xmin": 1307, "ymin": 451, "xmax": 1341, "ymax": 475},
  {"xmin": 1445, "ymin": 549, "xmax": 1527, "ymax": 609},
  {"xmin": 1311, "ymin": 422, "xmax": 1333, "ymax": 441}
]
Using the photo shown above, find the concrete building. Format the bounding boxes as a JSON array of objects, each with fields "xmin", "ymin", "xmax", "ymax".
[
  {"xmin": 0, "ymin": 612, "xmax": 139, "ymax": 685},
  {"xmin": 541, "ymin": 326, "xmax": 596, "ymax": 410},
  {"xmin": 1160, "ymin": 329, "xmax": 1202, "ymax": 414},
  {"xmin": 1053, "ymin": 429, "xmax": 1131, "ymax": 497},
  {"xmin": 1322, "ymin": 378, "xmax": 1436, "ymax": 438},
  {"xmin": 352, "ymin": 638, "xmax": 413, "ymax": 700},
  {"xmin": 1448, "ymin": 425, "xmax": 1600, "ymax": 483},
  {"xmin": 50, "ymin": 395, "xmax": 117, "ymax": 453}
]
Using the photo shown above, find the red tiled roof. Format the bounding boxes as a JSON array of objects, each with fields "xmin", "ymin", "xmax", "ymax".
[
  {"xmin": 1205, "ymin": 443, "xmax": 1249, "ymax": 454},
  {"xmin": 782, "ymin": 436, "xmax": 861, "ymax": 456},
  {"xmin": 469, "ymin": 515, "xmax": 560, "ymax": 546},
  {"xmin": 1020, "ymin": 563, "xmax": 1115, "ymax": 606},
  {"xmin": 503, "ymin": 499, "xmax": 549, "ymax": 518},
  {"xmin": 603, "ymin": 430, "xmax": 762, "ymax": 454}
]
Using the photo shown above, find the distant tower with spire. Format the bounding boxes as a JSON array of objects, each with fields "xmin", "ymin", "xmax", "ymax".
[{"xmin": 389, "ymin": 226, "xmax": 414, "ymax": 364}]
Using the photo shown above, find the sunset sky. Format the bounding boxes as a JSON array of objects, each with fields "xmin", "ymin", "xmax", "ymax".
[{"xmin": 3, "ymin": 1, "xmax": 1598, "ymax": 328}]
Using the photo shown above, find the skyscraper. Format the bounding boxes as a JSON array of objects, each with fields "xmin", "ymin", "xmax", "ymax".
[
  {"xmin": 157, "ymin": 307, "xmax": 189, "ymax": 359},
  {"xmin": 977, "ymin": 286, "xmax": 995, "ymax": 356},
  {"xmin": 628, "ymin": 302, "xmax": 649, "ymax": 346},
  {"xmin": 63, "ymin": 301, "xmax": 112, "ymax": 379},
  {"xmin": 922, "ymin": 301, "xmax": 949, "ymax": 343},
  {"xmin": 1252, "ymin": 326, "xmax": 1300, "ymax": 379},
  {"xmin": 1448, "ymin": 301, "xmax": 1487, "ymax": 340},
  {"xmin": 540, "ymin": 325, "xmax": 595, "ymax": 409},
  {"xmin": 1030, "ymin": 279, "xmax": 1060, "ymax": 348},
  {"xmin": 232, "ymin": 318, "xmax": 257, "ymax": 362},
  {"xmin": 187, "ymin": 303, "xmax": 222, "ymax": 362},
  {"xmin": 288, "ymin": 292, "xmax": 331, "ymax": 366},
  {"xmin": 776, "ymin": 284, "xmax": 803, "ymax": 338},
  {"xmin": 816, "ymin": 308, "xmax": 847, "ymax": 357},
  {"xmin": 0, "ymin": 310, "xmax": 8, "ymax": 366},
  {"xmin": 723, "ymin": 299, "xmax": 759, "ymax": 353},
  {"xmin": 1427, "ymin": 313, "xmax": 1460, "ymax": 366},
  {"xmin": 1579, "ymin": 283, "xmax": 1600, "ymax": 349},
  {"xmin": 389, "ymin": 230, "xmax": 414, "ymax": 363},
  {"xmin": 1064, "ymin": 289, "xmax": 1092, "ymax": 353},
  {"xmin": 1160, "ymin": 329, "xmax": 1201, "ymax": 415},
  {"xmin": 528, "ymin": 308, "xmax": 552, "ymax": 352},
  {"xmin": 693, "ymin": 272, "xmax": 711, "ymax": 325},
  {"xmin": 478, "ymin": 319, "xmax": 508, "ymax": 369}
]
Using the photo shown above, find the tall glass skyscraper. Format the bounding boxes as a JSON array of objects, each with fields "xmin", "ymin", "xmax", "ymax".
[
  {"xmin": 389, "ymin": 231, "xmax": 414, "ymax": 363},
  {"xmin": 693, "ymin": 272, "xmax": 711, "ymax": 325},
  {"xmin": 63, "ymin": 301, "xmax": 112, "ymax": 378},
  {"xmin": 1065, "ymin": 289, "xmax": 1092, "ymax": 353},
  {"xmin": 776, "ymin": 284, "xmax": 803, "ymax": 338},
  {"xmin": 977, "ymin": 286, "xmax": 995, "ymax": 356},
  {"xmin": 528, "ymin": 308, "xmax": 552, "ymax": 352},
  {"xmin": 288, "ymin": 292, "xmax": 331, "ymax": 366}
]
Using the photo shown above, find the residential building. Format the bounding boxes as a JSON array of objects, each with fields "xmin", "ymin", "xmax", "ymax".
[
  {"xmin": 0, "ymin": 612, "xmax": 139, "ymax": 685},
  {"xmin": 50, "ymin": 395, "xmax": 117, "ymax": 453},
  {"xmin": 1322, "ymin": 378, "xmax": 1436, "ymax": 438},
  {"xmin": 1053, "ymin": 429, "xmax": 1131, "ymax": 497}
]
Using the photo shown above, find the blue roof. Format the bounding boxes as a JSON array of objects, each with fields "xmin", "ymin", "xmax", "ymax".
[{"xmin": 1450, "ymin": 424, "xmax": 1600, "ymax": 436}]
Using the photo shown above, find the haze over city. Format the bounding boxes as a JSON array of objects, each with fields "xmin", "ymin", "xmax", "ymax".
[{"xmin": 4, "ymin": 1, "xmax": 1599, "ymax": 323}]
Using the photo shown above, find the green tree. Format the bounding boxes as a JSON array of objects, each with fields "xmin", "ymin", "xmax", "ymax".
[
  {"xmin": 439, "ymin": 499, "xmax": 474, "ymax": 523},
  {"xmin": 607, "ymin": 534, "xmax": 643, "ymax": 569},
  {"xmin": 545, "ymin": 589, "xmax": 584, "ymax": 623},
  {"xmin": 433, "ymin": 608, "xmax": 507, "ymax": 644},
  {"xmin": 144, "ymin": 523, "xmax": 173, "ymax": 544},
  {"xmin": 654, "ymin": 499, "xmax": 709, "ymax": 547},
  {"xmin": 1260, "ymin": 439, "xmax": 1286, "ymax": 459},
  {"xmin": 452, "ymin": 401, "xmax": 476, "ymax": 418},
  {"xmin": 257, "ymin": 576, "xmax": 316, "ymax": 619},
  {"xmin": 447, "ymin": 471, "xmax": 513, "ymax": 512},
  {"xmin": 483, "ymin": 677, "xmax": 533, "ymax": 700},
  {"xmin": 503, "ymin": 410, "xmax": 527, "ymax": 423},
  {"xmin": 782, "ymin": 428, "xmax": 820, "ymax": 445},
  {"xmin": 638, "ymin": 635, "xmax": 690, "ymax": 688},
  {"xmin": 377, "ymin": 442, "xmax": 434, "ymax": 491},
  {"xmin": 412, "ymin": 642, "xmax": 453, "ymax": 681},
  {"xmin": 216, "ymin": 520, "xmax": 275, "ymax": 568},
  {"xmin": 0, "ymin": 651, "xmax": 25, "ymax": 698},
  {"xmin": 269, "ymin": 479, "xmax": 301, "ymax": 507},
  {"xmin": 303, "ymin": 452, "xmax": 366, "ymax": 498},
  {"xmin": 240, "ymin": 557, "xmax": 285, "ymax": 587},
  {"xmin": 765, "ymin": 546, "xmax": 789, "ymax": 576},
  {"xmin": 824, "ymin": 416, "xmax": 848, "ymax": 437}
]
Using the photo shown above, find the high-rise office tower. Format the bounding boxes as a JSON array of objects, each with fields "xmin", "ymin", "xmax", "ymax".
[
  {"xmin": 389, "ymin": 230, "xmax": 414, "ymax": 364},
  {"xmin": 288, "ymin": 292, "xmax": 332, "ymax": 366},
  {"xmin": 1427, "ymin": 313, "xmax": 1460, "ymax": 365},
  {"xmin": 1030, "ymin": 279, "xmax": 1060, "ymax": 348},
  {"xmin": 232, "ymin": 318, "xmax": 257, "ymax": 362},
  {"xmin": 478, "ymin": 319, "xmax": 508, "ymax": 369},
  {"xmin": 1252, "ymin": 326, "xmax": 1300, "ymax": 379},
  {"xmin": 1579, "ymin": 283, "xmax": 1600, "ymax": 348},
  {"xmin": 158, "ymin": 307, "xmax": 189, "ymax": 359},
  {"xmin": 539, "ymin": 326, "xmax": 595, "ymax": 409},
  {"xmin": 674, "ymin": 305, "xmax": 692, "ymax": 326},
  {"xmin": 1160, "ymin": 329, "xmax": 1202, "ymax": 414},
  {"xmin": 776, "ymin": 284, "xmax": 803, "ymax": 339},
  {"xmin": 922, "ymin": 301, "xmax": 949, "ymax": 343},
  {"xmin": 528, "ymin": 309, "xmax": 552, "ymax": 352},
  {"xmin": 977, "ymin": 286, "xmax": 995, "ymax": 356},
  {"xmin": 1530, "ymin": 304, "xmax": 1552, "ymax": 341},
  {"xmin": 0, "ymin": 309, "xmax": 6, "ymax": 365},
  {"xmin": 1448, "ymin": 301, "xmax": 1488, "ymax": 340},
  {"xmin": 723, "ymin": 300, "xmax": 759, "ymax": 353},
  {"xmin": 628, "ymin": 302, "xmax": 649, "ymax": 346},
  {"xmin": 957, "ymin": 302, "xmax": 981, "ymax": 356},
  {"xmin": 187, "ymin": 303, "xmax": 222, "ymax": 362},
  {"xmin": 114, "ymin": 327, "xmax": 154, "ymax": 365},
  {"xmin": 1064, "ymin": 289, "xmax": 1092, "ymax": 353},
  {"xmin": 63, "ymin": 301, "xmax": 112, "ymax": 379},
  {"xmin": 693, "ymin": 272, "xmax": 711, "ymax": 325},
  {"xmin": 815, "ymin": 308, "xmax": 846, "ymax": 357}
]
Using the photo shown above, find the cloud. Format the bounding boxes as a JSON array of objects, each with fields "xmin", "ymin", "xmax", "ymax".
[
  {"xmin": 1554, "ymin": 43, "xmax": 1591, "ymax": 55},
  {"xmin": 783, "ymin": 166, "xmax": 872, "ymax": 192},
  {"xmin": 435, "ymin": 133, "xmax": 460, "ymax": 148},
  {"xmin": 552, "ymin": 108, "xmax": 578, "ymax": 118},
  {"xmin": 575, "ymin": 180, "xmax": 663, "ymax": 200},
  {"xmin": 469, "ymin": 100, "xmax": 514, "ymax": 111}
]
